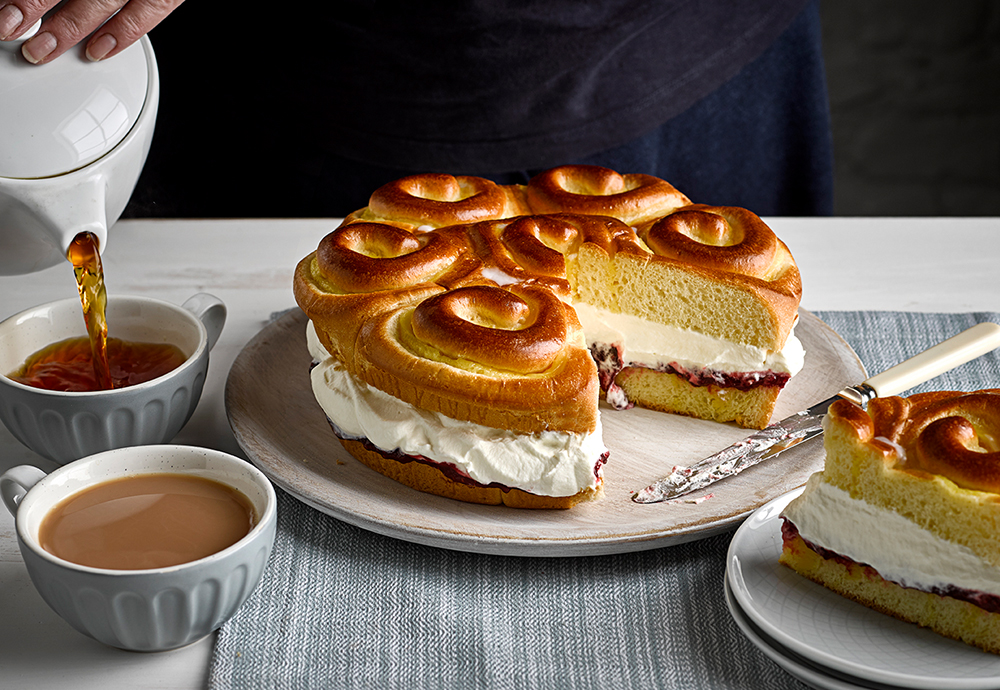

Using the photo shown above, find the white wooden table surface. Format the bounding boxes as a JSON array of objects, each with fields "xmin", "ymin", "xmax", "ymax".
[{"xmin": 0, "ymin": 217, "xmax": 997, "ymax": 689}]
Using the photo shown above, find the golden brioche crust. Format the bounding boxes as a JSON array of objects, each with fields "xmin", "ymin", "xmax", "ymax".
[
  {"xmin": 316, "ymin": 222, "xmax": 481, "ymax": 292},
  {"xmin": 781, "ymin": 391, "xmax": 1000, "ymax": 653},
  {"xmin": 344, "ymin": 173, "xmax": 530, "ymax": 229},
  {"xmin": 631, "ymin": 205, "xmax": 801, "ymax": 350},
  {"xmin": 295, "ymin": 164, "xmax": 805, "ymax": 504},
  {"xmin": 822, "ymin": 391, "xmax": 1000, "ymax": 566},
  {"xmin": 410, "ymin": 284, "xmax": 574, "ymax": 374},
  {"xmin": 301, "ymin": 166, "xmax": 802, "ymax": 425},
  {"xmin": 525, "ymin": 164, "xmax": 690, "ymax": 227},
  {"xmin": 463, "ymin": 214, "xmax": 639, "ymax": 300},
  {"xmin": 352, "ymin": 285, "xmax": 600, "ymax": 435},
  {"xmin": 293, "ymin": 252, "xmax": 445, "ymax": 363},
  {"xmin": 332, "ymin": 166, "xmax": 800, "ymax": 352},
  {"xmin": 830, "ymin": 391, "xmax": 1000, "ymax": 491},
  {"xmin": 338, "ymin": 437, "xmax": 601, "ymax": 509}
]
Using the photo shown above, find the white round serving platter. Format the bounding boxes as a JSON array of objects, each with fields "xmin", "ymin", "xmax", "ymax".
[
  {"xmin": 226, "ymin": 308, "xmax": 864, "ymax": 557},
  {"xmin": 727, "ymin": 489, "xmax": 1000, "ymax": 690}
]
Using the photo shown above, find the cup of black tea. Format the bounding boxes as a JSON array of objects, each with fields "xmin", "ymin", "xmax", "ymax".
[
  {"xmin": 0, "ymin": 294, "xmax": 225, "ymax": 463},
  {"xmin": 0, "ymin": 444, "xmax": 276, "ymax": 652}
]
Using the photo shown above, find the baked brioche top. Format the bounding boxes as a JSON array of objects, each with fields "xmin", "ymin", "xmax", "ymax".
[
  {"xmin": 294, "ymin": 165, "xmax": 803, "ymax": 434},
  {"xmin": 828, "ymin": 390, "xmax": 1000, "ymax": 495}
]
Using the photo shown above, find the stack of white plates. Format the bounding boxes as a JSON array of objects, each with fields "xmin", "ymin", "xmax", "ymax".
[{"xmin": 725, "ymin": 488, "xmax": 1000, "ymax": 690}]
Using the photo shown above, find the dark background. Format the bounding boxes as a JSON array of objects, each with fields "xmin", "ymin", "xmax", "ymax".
[
  {"xmin": 820, "ymin": 0, "xmax": 999, "ymax": 215},
  {"xmin": 124, "ymin": 0, "xmax": 1000, "ymax": 219}
]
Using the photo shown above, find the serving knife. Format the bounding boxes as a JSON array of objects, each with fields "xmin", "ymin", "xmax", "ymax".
[{"xmin": 631, "ymin": 322, "xmax": 1000, "ymax": 504}]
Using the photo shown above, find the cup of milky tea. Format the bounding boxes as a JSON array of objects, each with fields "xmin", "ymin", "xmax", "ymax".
[
  {"xmin": 0, "ymin": 294, "xmax": 226, "ymax": 464},
  {"xmin": 0, "ymin": 444, "xmax": 276, "ymax": 652}
]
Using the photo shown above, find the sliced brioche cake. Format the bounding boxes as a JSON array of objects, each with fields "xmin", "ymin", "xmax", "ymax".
[{"xmin": 780, "ymin": 390, "xmax": 1000, "ymax": 654}]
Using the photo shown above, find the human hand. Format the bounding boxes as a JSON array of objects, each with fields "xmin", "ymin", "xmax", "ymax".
[{"xmin": 0, "ymin": 0, "xmax": 184, "ymax": 64}]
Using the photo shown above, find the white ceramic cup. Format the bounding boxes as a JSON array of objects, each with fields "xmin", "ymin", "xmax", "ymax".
[
  {"xmin": 0, "ymin": 293, "xmax": 226, "ymax": 464},
  {"xmin": 0, "ymin": 444, "xmax": 276, "ymax": 652}
]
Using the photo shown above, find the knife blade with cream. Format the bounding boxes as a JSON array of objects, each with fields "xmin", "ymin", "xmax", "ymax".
[{"xmin": 632, "ymin": 322, "xmax": 1000, "ymax": 504}]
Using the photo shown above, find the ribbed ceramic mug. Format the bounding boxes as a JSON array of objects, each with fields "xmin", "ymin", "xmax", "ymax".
[
  {"xmin": 0, "ymin": 293, "xmax": 226, "ymax": 464},
  {"xmin": 0, "ymin": 444, "xmax": 276, "ymax": 652}
]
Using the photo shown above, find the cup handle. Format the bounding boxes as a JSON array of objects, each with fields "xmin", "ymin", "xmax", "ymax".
[
  {"xmin": 182, "ymin": 293, "xmax": 227, "ymax": 352},
  {"xmin": 1, "ymin": 465, "xmax": 46, "ymax": 517}
]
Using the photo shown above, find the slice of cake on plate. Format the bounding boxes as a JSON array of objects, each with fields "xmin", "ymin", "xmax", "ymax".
[{"xmin": 780, "ymin": 389, "xmax": 1000, "ymax": 653}]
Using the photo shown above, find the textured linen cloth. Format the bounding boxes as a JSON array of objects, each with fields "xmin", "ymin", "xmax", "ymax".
[{"xmin": 208, "ymin": 311, "xmax": 1000, "ymax": 690}]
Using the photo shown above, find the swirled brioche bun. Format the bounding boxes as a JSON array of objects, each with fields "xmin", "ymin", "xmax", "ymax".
[
  {"xmin": 344, "ymin": 174, "xmax": 530, "ymax": 230},
  {"xmin": 526, "ymin": 164, "xmax": 691, "ymax": 227},
  {"xmin": 780, "ymin": 390, "xmax": 1000, "ymax": 654},
  {"xmin": 294, "ymin": 165, "xmax": 805, "ymax": 507},
  {"xmin": 354, "ymin": 284, "xmax": 599, "ymax": 435}
]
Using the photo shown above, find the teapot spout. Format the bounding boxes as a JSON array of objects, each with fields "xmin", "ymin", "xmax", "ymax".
[
  {"xmin": 58, "ymin": 225, "xmax": 109, "ymax": 263},
  {"xmin": 0, "ymin": 170, "xmax": 111, "ymax": 275},
  {"xmin": 46, "ymin": 172, "xmax": 110, "ymax": 261}
]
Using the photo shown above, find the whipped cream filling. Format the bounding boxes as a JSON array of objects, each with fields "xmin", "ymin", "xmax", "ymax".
[
  {"xmin": 479, "ymin": 267, "xmax": 520, "ymax": 286},
  {"xmin": 306, "ymin": 322, "xmax": 606, "ymax": 497},
  {"xmin": 782, "ymin": 474, "xmax": 1000, "ymax": 597},
  {"xmin": 571, "ymin": 302, "xmax": 805, "ymax": 376}
]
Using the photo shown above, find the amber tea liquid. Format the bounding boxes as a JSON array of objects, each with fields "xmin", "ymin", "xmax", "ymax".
[
  {"xmin": 9, "ymin": 336, "xmax": 187, "ymax": 392},
  {"xmin": 7, "ymin": 232, "xmax": 187, "ymax": 392}
]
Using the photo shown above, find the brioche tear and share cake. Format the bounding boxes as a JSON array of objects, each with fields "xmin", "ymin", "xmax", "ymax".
[
  {"xmin": 294, "ymin": 165, "xmax": 804, "ymax": 508},
  {"xmin": 780, "ymin": 389, "xmax": 1000, "ymax": 654}
]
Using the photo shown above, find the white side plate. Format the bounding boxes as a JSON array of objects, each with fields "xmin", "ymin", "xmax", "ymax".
[
  {"xmin": 724, "ymin": 574, "xmax": 884, "ymax": 690},
  {"xmin": 727, "ymin": 489, "xmax": 1000, "ymax": 690}
]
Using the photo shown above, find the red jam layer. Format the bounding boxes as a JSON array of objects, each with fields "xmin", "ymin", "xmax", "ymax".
[
  {"xmin": 588, "ymin": 342, "xmax": 633, "ymax": 410},
  {"xmin": 652, "ymin": 363, "xmax": 790, "ymax": 391},
  {"xmin": 781, "ymin": 518, "xmax": 1000, "ymax": 615},
  {"xmin": 588, "ymin": 341, "xmax": 790, "ymax": 404}
]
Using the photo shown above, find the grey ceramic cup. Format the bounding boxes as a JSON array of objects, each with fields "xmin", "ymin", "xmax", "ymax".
[
  {"xmin": 0, "ymin": 444, "xmax": 276, "ymax": 652},
  {"xmin": 0, "ymin": 294, "xmax": 226, "ymax": 464}
]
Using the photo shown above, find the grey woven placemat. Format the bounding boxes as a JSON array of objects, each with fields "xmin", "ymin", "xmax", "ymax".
[{"xmin": 208, "ymin": 311, "xmax": 1000, "ymax": 690}]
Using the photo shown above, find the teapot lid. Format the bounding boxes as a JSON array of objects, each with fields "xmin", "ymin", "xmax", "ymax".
[{"xmin": 0, "ymin": 21, "xmax": 150, "ymax": 179}]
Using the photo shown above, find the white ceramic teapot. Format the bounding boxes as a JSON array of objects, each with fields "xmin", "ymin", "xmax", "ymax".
[{"xmin": 0, "ymin": 21, "xmax": 158, "ymax": 275}]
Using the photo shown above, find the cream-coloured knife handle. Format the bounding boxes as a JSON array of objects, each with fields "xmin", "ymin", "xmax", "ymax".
[{"xmin": 866, "ymin": 322, "xmax": 1000, "ymax": 397}]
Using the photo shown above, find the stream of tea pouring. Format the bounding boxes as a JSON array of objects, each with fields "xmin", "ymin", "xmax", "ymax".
[{"xmin": 65, "ymin": 232, "xmax": 113, "ymax": 390}]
